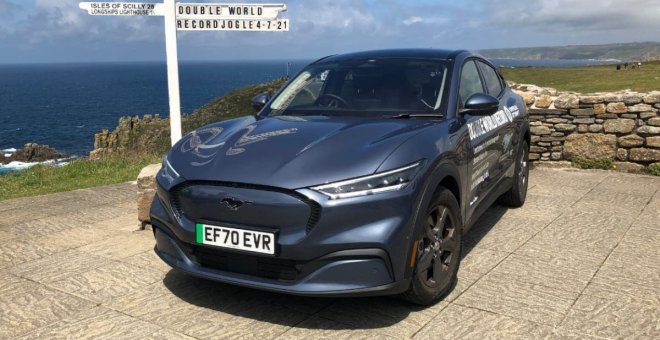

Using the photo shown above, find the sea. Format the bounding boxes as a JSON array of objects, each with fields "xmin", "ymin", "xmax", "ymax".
[{"xmin": 0, "ymin": 58, "xmax": 613, "ymax": 175}]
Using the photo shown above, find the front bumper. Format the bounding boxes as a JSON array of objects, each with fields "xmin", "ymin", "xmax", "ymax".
[
  {"xmin": 150, "ymin": 178, "xmax": 421, "ymax": 297},
  {"xmin": 154, "ymin": 226, "xmax": 410, "ymax": 296}
]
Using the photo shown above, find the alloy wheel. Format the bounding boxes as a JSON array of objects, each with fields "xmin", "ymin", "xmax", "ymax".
[{"xmin": 416, "ymin": 205, "xmax": 457, "ymax": 289}]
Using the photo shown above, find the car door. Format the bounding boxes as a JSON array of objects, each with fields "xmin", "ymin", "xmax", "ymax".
[
  {"xmin": 477, "ymin": 60, "xmax": 518, "ymax": 181},
  {"xmin": 459, "ymin": 59, "xmax": 503, "ymax": 215}
]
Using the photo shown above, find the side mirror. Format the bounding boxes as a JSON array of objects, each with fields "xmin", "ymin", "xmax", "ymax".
[
  {"xmin": 251, "ymin": 92, "xmax": 270, "ymax": 112},
  {"xmin": 460, "ymin": 93, "xmax": 499, "ymax": 116}
]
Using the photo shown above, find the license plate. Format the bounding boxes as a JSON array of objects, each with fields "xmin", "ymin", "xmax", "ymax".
[{"xmin": 196, "ymin": 223, "xmax": 276, "ymax": 255}]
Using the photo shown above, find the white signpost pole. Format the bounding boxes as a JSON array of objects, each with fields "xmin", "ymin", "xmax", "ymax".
[
  {"xmin": 79, "ymin": 1, "xmax": 288, "ymax": 146},
  {"xmin": 163, "ymin": 0, "xmax": 182, "ymax": 145}
]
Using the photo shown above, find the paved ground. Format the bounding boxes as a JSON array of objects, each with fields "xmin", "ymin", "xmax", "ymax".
[{"xmin": 0, "ymin": 168, "xmax": 659, "ymax": 339}]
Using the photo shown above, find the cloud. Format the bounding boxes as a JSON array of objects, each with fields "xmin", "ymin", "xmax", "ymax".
[
  {"xmin": 0, "ymin": 0, "xmax": 18, "ymax": 16},
  {"xmin": 1, "ymin": 0, "xmax": 659, "ymax": 63},
  {"xmin": 403, "ymin": 16, "xmax": 423, "ymax": 26},
  {"xmin": 485, "ymin": 0, "xmax": 660, "ymax": 32}
]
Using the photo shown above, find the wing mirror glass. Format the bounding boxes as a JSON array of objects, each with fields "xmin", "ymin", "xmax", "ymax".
[
  {"xmin": 460, "ymin": 93, "xmax": 499, "ymax": 116},
  {"xmin": 251, "ymin": 92, "xmax": 270, "ymax": 112}
]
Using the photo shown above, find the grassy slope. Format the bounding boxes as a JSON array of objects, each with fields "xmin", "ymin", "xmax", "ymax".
[
  {"xmin": 481, "ymin": 42, "xmax": 660, "ymax": 61},
  {"xmin": 499, "ymin": 61, "xmax": 660, "ymax": 93},
  {"xmin": 0, "ymin": 155, "xmax": 161, "ymax": 201}
]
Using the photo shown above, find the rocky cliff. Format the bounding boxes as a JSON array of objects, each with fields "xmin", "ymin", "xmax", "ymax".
[{"xmin": 91, "ymin": 78, "xmax": 286, "ymax": 159}]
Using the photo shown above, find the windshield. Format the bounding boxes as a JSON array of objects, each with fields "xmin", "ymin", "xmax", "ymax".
[{"xmin": 267, "ymin": 58, "xmax": 448, "ymax": 117}]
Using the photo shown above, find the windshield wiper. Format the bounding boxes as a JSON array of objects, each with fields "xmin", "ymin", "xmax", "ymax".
[{"xmin": 390, "ymin": 113, "xmax": 444, "ymax": 119}]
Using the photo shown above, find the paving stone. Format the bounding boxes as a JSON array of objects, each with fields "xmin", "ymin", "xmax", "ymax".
[
  {"xmin": 277, "ymin": 315, "xmax": 398, "ymax": 340},
  {"xmin": 318, "ymin": 298, "xmax": 449, "ymax": 338},
  {"xmin": 487, "ymin": 253, "xmax": 596, "ymax": 293},
  {"xmin": 0, "ymin": 241, "xmax": 55, "ymax": 269},
  {"xmin": 0, "ymin": 207, "xmax": 53, "ymax": 228},
  {"xmin": 465, "ymin": 213, "xmax": 554, "ymax": 253},
  {"xmin": 561, "ymin": 294, "xmax": 660, "ymax": 339},
  {"xmin": 10, "ymin": 249, "xmax": 112, "ymax": 284},
  {"xmin": 1, "ymin": 169, "xmax": 660, "ymax": 339},
  {"xmin": 413, "ymin": 304, "xmax": 550, "ymax": 340},
  {"xmin": 0, "ymin": 275, "xmax": 95, "ymax": 338},
  {"xmin": 25, "ymin": 226, "xmax": 116, "ymax": 254},
  {"xmin": 3, "ymin": 214, "xmax": 90, "ymax": 236},
  {"xmin": 16, "ymin": 307, "xmax": 194, "ymax": 340},
  {"xmin": 49, "ymin": 261, "xmax": 164, "ymax": 303},
  {"xmin": 523, "ymin": 211, "xmax": 636, "ymax": 256},
  {"xmin": 77, "ymin": 230, "xmax": 155, "ymax": 260},
  {"xmin": 455, "ymin": 271, "xmax": 579, "ymax": 325},
  {"xmin": 120, "ymin": 250, "xmax": 173, "ymax": 273}
]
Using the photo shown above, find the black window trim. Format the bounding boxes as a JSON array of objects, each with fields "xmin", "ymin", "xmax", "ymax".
[
  {"xmin": 475, "ymin": 59, "xmax": 504, "ymax": 99},
  {"xmin": 456, "ymin": 57, "xmax": 487, "ymax": 110}
]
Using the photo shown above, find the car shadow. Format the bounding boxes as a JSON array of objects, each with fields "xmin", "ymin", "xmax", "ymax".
[{"xmin": 162, "ymin": 204, "xmax": 508, "ymax": 331}]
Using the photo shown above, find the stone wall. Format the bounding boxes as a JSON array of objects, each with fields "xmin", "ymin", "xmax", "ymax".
[{"xmin": 511, "ymin": 83, "xmax": 660, "ymax": 171}]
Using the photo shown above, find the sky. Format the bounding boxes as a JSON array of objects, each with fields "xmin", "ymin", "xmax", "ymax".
[{"xmin": 0, "ymin": 0, "xmax": 659, "ymax": 64}]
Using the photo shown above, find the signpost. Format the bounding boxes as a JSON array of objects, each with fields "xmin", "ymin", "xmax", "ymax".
[{"xmin": 79, "ymin": 1, "xmax": 289, "ymax": 145}]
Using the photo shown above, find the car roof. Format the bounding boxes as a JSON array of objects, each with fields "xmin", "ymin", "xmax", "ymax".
[{"xmin": 314, "ymin": 49, "xmax": 470, "ymax": 64}]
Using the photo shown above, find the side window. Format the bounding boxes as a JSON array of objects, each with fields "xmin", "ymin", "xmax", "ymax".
[
  {"xmin": 458, "ymin": 60, "xmax": 484, "ymax": 107},
  {"xmin": 477, "ymin": 61, "xmax": 503, "ymax": 97}
]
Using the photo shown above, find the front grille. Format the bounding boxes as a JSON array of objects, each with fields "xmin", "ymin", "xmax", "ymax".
[
  {"xmin": 194, "ymin": 246, "xmax": 300, "ymax": 281},
  {"xmin": 169, "ymin": 181, "xmax": 322, "ymax": 233}
]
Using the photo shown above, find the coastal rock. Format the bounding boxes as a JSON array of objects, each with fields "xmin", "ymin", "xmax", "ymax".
[
  {"xmin": 563, "ymin": 134, "xmax": 617, "ymax": 161},
  {"xmin": 0, "ymin": 143, "xmax": 67, "ymax": 165}
]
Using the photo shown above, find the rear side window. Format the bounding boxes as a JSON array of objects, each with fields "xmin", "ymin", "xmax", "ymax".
[
  {"xmin": 477, "ymin": 61, "xmax": 503, "ymax": 97},
  {"xmin": 458, "ymin": 60, "xmax": 484, "ymax": 107}
]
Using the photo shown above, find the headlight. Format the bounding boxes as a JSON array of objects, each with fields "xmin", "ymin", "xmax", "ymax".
[
  {"xmin": 311, "ymin": 161, "xmax": 423, "ymax": 199},
  {"xmin": 161, "ymin": 155, "xmax": 180, "ymax": 184}
]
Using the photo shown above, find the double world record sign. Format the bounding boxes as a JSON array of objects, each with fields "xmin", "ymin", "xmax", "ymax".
[
  {"xmin": 79, "ymin": 1, "xmax": 289, "ymax": 145},
  {"xmin": 79, "ymin": 2, "xmax": 289, "ymax": 31}
]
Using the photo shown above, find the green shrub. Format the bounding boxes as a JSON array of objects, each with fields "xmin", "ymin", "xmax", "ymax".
[
  {"xmin": 572, "ymin": 158, "xmax": 615, "ymax": 170},
  {"xmin": 648, "ymin": 163, "xmax": 660, "ymax": 176}
]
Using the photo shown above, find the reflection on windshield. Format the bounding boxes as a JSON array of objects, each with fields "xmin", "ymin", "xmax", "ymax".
[{"xmin": 268, "ymin": 59, "xmax": 448, "ymax": 117}]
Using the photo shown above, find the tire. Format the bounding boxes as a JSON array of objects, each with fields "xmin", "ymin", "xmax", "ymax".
[
  {"xmin": 498, "ymin": 140, "xmax": 529, "ymax": 208},
  {"xmin": 401, "ymin": 187, "xmax": 463, "ymax": 306}
]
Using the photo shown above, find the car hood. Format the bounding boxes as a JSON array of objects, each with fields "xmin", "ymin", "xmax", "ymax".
[{"xmin": 168, "ymin": 115, "xmax": 435, "ymax": 189}]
